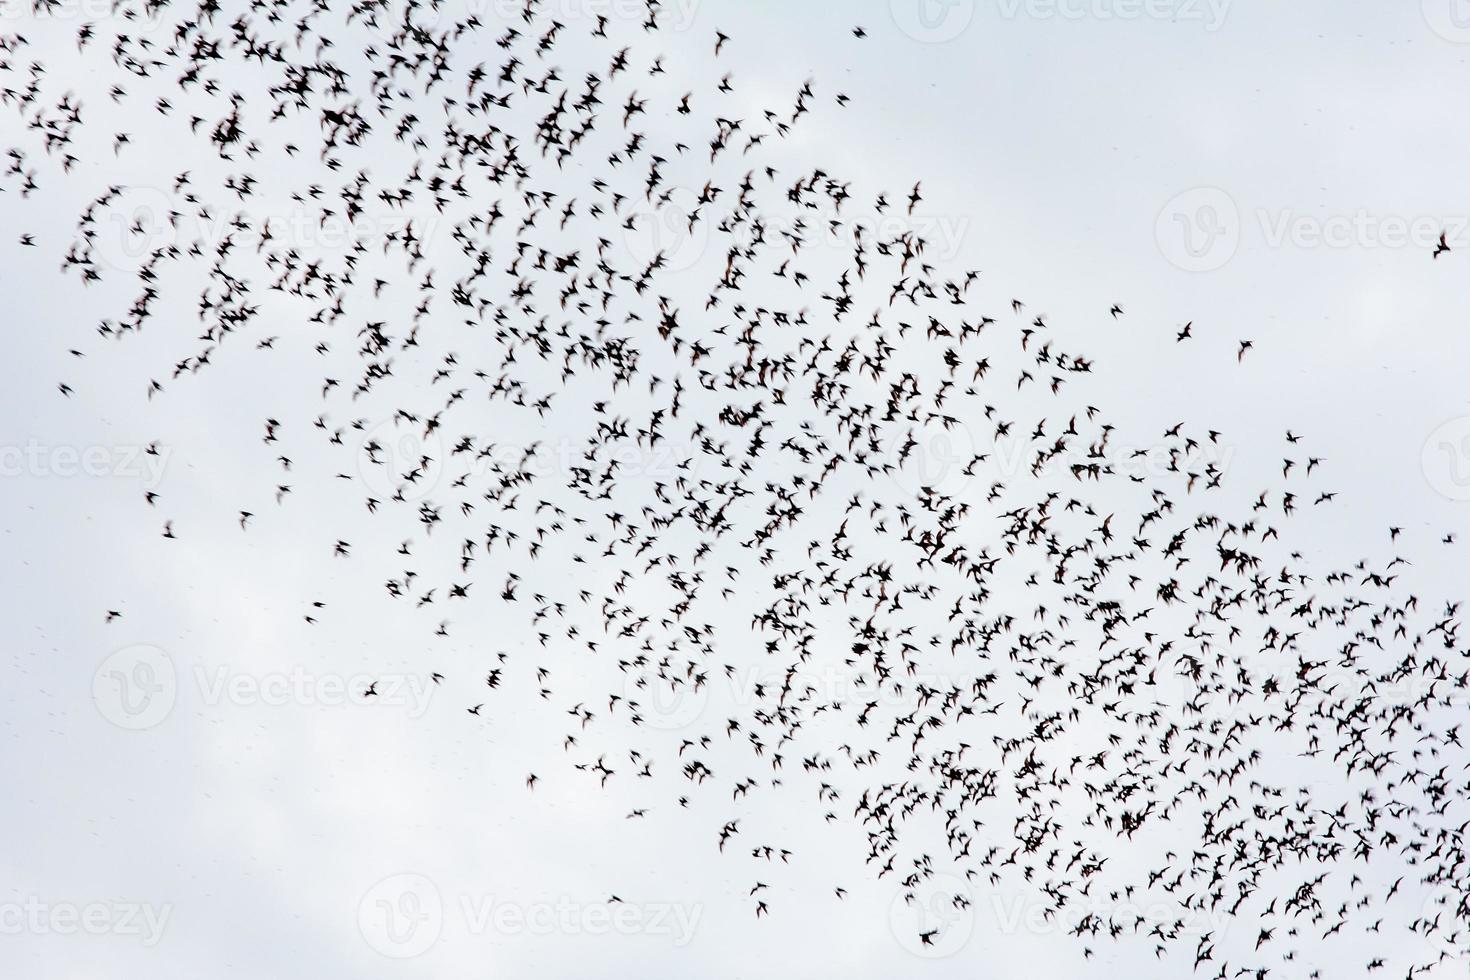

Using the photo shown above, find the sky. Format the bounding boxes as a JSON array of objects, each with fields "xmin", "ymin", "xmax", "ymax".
[{"xmin": 3, "ymin": 1, "xmax": 1470, "ymax": 978}]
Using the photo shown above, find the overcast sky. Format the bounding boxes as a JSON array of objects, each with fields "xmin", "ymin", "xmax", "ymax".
[{"xmin": 4, "ymin": 1, "xmax": 1470, "ymax": 978}]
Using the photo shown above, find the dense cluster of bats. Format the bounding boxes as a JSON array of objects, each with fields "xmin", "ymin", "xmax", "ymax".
[{"xmin": 8, "ymin": 1, "xmax": 1469, "ymax": 975}]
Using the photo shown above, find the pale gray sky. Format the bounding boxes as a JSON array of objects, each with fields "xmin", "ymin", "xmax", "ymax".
[{"xmin": 3, "ymin": 2, "xmax": 1470, "ymax": 978}]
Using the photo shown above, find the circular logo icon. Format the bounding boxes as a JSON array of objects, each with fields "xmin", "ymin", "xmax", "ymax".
[
  {"xmin": 357, "ymin": 417, "xmax": 445, "ymax": 503},
  {"xmin": 358, "ymin": 873, "xmax": 443, "ymax": 958},
  {"xmin": 93, "ymin": 644, "xmax": 176, "ymax": 730},
  {"xmin": 1423, "ymin": 0, "xmax": 1470, "ymax": 43},
  {"xmin": 1423, "ymin": 417, "xmax": 1470, "ymax": 502},
  {"xmin": 1422, "ymin": 884, "xmax": 1470, "ymax": 961},
  {"xmin": 360, "ymin": 0, "xmax": 450, "ymax": 46},
  {"xmin": 1156, "ymin": 187, "xmax": 1240, "ymax": 272},
  {"xmin": 621, "ymin": 186, "xmax": 710, "ymax": 274},
  {"xmin": 1161, "ymin": 669, "xmax": 1242, "ymax": 729},
  {"xmin": 122, "ymin": 0, "xmax": 171, "ymax": 33},
  {"xmin": 624, "ymin": 668, "xmax": 708, "ymax": 731},
  {"xmin": 1, "ymin": 0, "xmax": 168, "ymax": 33},
  {"xmin": 95, "ymin": 186, "xmax": 182, "ymax": 274},
  {"xmin": 885, "ymin": 417, "xmax": 979, "ymax": 499},
  {"xmin": 891, "ymin": 0, "xmax": 976, "ymax": 43},
  {"xmin": 889, "ymin": 872, "xmax": 974, "ymax": 957}
]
